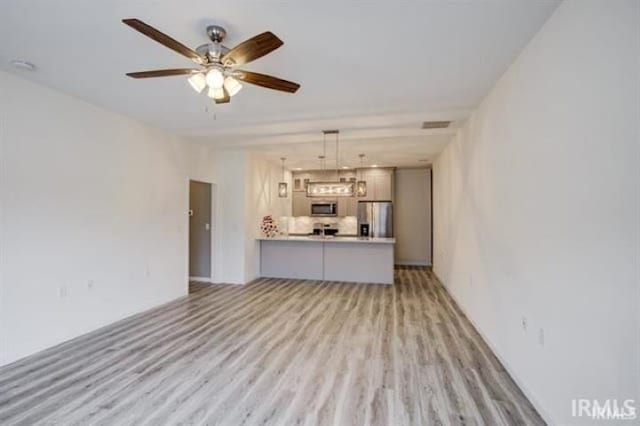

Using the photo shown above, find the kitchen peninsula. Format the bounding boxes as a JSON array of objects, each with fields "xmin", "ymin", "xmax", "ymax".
[{"xmin": 258, "ymin": 236, "xmax": 395, "ymax": 284}]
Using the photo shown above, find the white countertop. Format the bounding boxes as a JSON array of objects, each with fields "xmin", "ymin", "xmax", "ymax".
[{"xmin": 257, "ymin": 235, "xmax": 396, "ymax": 244}]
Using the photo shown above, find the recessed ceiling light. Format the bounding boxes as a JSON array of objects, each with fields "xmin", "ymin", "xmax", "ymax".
[
  {"xmin": 9, "ymin": 59, "xmax": 36, "ymax": 71},
  {"xmin": 371, "ymin": 164, "xmax": 378, "ymax": 168},
  {"xmin": 342, "ymin": 166, "xmax": 349, "ymax": 169},
  {"xmin": 294, "ymin": 167, "xmax": 302, "ymax": 171}
]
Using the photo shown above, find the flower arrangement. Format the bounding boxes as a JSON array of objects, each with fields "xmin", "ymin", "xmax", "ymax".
[{"xmin": 260, "ymin": 215, "xmax": 279, "ymax": 238}]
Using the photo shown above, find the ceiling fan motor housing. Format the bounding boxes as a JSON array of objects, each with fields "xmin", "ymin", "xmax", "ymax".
[
  {"xmin": 206, "ymin": 25, "xmax": 227, "ymax": 42},
  {"xmin": 196, "ymin": 42, "xmax": 229, "ymax": 64},
  {"xmin": 193, "ymin": 25, "xmax": 229, "ymax": 63}
]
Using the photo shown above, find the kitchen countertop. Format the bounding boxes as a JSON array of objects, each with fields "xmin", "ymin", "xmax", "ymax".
[{"xmin": 257, "ymin": 235, "xmax": 395, "ymax": 244}]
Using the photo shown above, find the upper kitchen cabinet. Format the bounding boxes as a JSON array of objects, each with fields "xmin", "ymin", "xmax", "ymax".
[
  {"xmin": 290, "ymin": 169, "xmax": 392, "ymax": 216},
  {"xmin": 292, "ymin": 191, "xmax": 311, "ymax": 216},
  {"xmin": 358, "ymin": 168, "xmax": 395, "ymax": 201},
  {"xmin": 293, "ymin": 172, "xmax": 311, "ymax": 192},
  {"xmin": 338, "ymin": 170, "xmax": 357, "ymax": 183}
]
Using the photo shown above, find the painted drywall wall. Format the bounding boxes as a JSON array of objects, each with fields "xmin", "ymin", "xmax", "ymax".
[
  {"xmin": 186, "ymin": 144, "xmax": 248, "ymax": 284},
  {"xmin": 0, "ymin": 71, "xmax": 190, "ymax": 366},
  {"xmin": 432, "ymin": 1, "xmax": 639, "ymax": 424},
  {"xmin": 245, "ymin": 153, "xmax": 292, "ymax": 282},
  {"xmin": 394, "ymin": 168, "xmax": 432, "ymax": 265},
  {"xmin": 185, "ymin": 148, "xmax": 288, "ymax": 284}
]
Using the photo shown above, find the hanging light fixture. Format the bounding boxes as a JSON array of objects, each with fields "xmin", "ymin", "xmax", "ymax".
[
  {"xmin": 278, "ymin": 157, "xmax": 288, "ymax": 198},
  {"xmin": 357, "ymin": 154, "xmax": 367, "ymax": 197},
  {"xmin": 307, "ymin": 130, "xmax": 355, "ymax": 197}
]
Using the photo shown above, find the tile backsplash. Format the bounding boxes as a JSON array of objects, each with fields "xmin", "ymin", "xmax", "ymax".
[{"xmin": 282, "ymin": 216, "xmax": 358, "ymax": 235}]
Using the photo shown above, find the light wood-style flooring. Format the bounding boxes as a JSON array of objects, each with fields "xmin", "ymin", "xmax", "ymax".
[{"xmin": 0, "ymin": 267, "xmax": 544, "ymax": 425}]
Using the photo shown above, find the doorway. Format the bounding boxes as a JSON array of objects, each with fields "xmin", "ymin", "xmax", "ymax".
[{"xmin": 189, "ymin": 180, "xmax": 212, "ymax": 280}]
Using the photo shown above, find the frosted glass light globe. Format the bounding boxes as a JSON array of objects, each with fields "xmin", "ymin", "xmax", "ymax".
[
  {"xmin": 187, "ymin": 73, "xmax": 207, "ymax": 93},
  {"xmin": 205, "ymin": 69, "xmax": 224, "ymax": 89},
  {"xmin": 223, "ymin": 76, "xmax": 243, "ymax": 97}
]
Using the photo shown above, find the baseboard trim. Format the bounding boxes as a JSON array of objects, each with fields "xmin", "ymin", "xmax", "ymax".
[
  {"xmin": 395, "ymin": 260, "xmax": 432, "ymax": 266},
  {"xmin": 431, "ymin": 270, "xmax": 554, "ymax": 426},
  {"xmin": 189, "ymin": 276, "xmax": 213, "ymax": 283}
]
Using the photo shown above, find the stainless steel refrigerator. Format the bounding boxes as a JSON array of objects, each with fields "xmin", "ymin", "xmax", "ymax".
[{"xmin": 357, "ymin": 201, "xmax": 393, "ymax": 238}]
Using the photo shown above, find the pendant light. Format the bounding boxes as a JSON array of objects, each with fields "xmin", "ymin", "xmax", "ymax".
[
  {"xmin": 307, "ymin": 130, "xmax": 355, "ymax": 197},
  {"xmin": 278, "ymin": 157, "xmax": 288, "ymax": 198},
  {"xmin": 357, "ymin": 154, "xmax": 367, "ymax": 197}
]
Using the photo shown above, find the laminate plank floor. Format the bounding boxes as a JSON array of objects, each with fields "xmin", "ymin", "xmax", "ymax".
[{"xmin": 0, "ymin": 267, "xmax": 545, "ymax": 425}]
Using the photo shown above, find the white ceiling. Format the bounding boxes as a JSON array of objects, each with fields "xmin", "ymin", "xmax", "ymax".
[
  {"xmin": 0, "ymin": 0, "xmax": 559, "ymax": 168},
  {"xmin": 252, "ymin": 134, "xmax": 453, "ymax": 171}
]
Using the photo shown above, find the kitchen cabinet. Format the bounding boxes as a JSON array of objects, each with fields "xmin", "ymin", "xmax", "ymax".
[
  {"xmin": 310, "ymin": 170, "xmax": 338, "ymax": 182},
  {"xmin": 357, "ymin": 168, "xmax": 394, "ymax": 201},
  {"xmin": 337, "ymin": 196, "xmax": 358, "ymax": 217},
  {"xmin": 290, "ymin": 169, "xmax": 391, "ymax": 217},
  {"xmin": 293, "ymin": 173, "xmax": 311, "ymax": 192},
  {"xmin": 292, "ymin": 191, "xmax": 310, "ymax": 216},
  {"xmin": 372, "ymin": 172, "xmax": 393, "ymax": 200}
]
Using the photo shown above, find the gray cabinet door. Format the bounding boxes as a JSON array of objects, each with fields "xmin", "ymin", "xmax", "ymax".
[
  {"xmin": 292, "ymin": 192, "xmax": 310, "ymax": 216},
  {"xmin": 374, "ymin": 173, "xmax": 393, "ymax": 200},
  {"xmin": 346, "ymin": 197, "xmax": 359, "ymax": 216},
  {"xmin": 293, "ymin": 172, "xmax": 311, "ymax": 192},
  {"xmin": 356, "ymin": 168, "xmax": 394, "ymax": 201},
  {"xmin": 337, "ymin": 196, "xmax": 358, "ymax": 217},
  {"xmin": 337, "ymin": 198, "xmax": 347, "ymax": 217}
]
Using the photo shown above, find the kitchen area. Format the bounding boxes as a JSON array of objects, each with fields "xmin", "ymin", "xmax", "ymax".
[
  {"xmin": 259, "ymin": 165, "xmax": 397, "ymax": 284},
  {"xmin": 256, "ymin": 129, "xmax": 432, "ymax": 285}
]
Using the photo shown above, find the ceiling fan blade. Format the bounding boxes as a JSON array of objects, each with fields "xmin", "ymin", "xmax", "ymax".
[
  {"xmin": 126, "ymin": 69, "xmax": 199, "ymax": 78},
  {"xmin": 234, "ymin": 70, "xmax": 300, "ymax": 93},
  {"xmin": 222, "ymin": 32, "xmax": 283, "ymax": 67},
  {"xmin": 122, "ymin": 18, "xmax": 205, "ymax": 64},
  {"xmin": 215, "ymin": 87, "xmax": 231, "ymax": 104}
]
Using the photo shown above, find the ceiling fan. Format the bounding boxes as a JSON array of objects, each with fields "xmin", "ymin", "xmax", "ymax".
[{"xmin": 122, "ymin": 19, "xmax": 300, "ymax": 104}]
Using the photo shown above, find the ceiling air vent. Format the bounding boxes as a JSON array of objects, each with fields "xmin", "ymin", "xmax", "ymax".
[{"xmin": 421, "ymin": 121, "xmax": 450, "ymax": 129}]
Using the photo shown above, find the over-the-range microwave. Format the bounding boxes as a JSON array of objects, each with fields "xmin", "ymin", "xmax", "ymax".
[{"xmin": 310, "ymin": 201, "xmax": 337, "ymax": 216}]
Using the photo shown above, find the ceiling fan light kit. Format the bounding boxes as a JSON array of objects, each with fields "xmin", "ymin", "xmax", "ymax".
[
  {"xmin": 224, "ymin": 76, "xmax": 243, "ymax": 96},
  {"xmin": 122, "ymin": 19, "xmax": 300, "ymax": 105},
  {"xmin": 205, "ymin": 68, "xmax": 225, "ymax": 89},
  {"xmin": 208, "ymin": 87, "xmax": 226, "ymax": 100},
  {"xmin": 187, "ymin": 73, "xmax": 207, "ymax": 93}
]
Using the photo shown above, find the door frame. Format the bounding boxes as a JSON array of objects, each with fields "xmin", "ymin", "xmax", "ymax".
[{"xmin": 187, "ymin": 179, "xmax": 217, "ymax": 283}]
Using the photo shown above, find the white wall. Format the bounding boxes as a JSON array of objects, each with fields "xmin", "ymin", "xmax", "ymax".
[
  {"xmin": 394, "ymin": 168, "xmax": 431, "ymax": 265},
  {"xmin": 187, "ymin": 145, "xmax": 248, "ymax": 284},
  {"xmin": 186, "ymin": 148, "xmax": 291, "ymax": 284},
  {"xmin": 0, "ymin": 71, "xmax": 191, "ymax": 366},
  {"xmin": 432, "ymin": 1, "xmax": 639, "ymax": 424},
  {"xmin": 245, "ymin": 153, "xmax": 292, "ymax": 282}
]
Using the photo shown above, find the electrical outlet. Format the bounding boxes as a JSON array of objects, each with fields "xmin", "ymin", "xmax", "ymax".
[
  {"xmin": 521, "ymin": 317, "xmax": 528, "ymax": 332},
  {"xmin": 538, "ymin": 328, "xmax": 545, "ymax": 346},
  {"xmin": 145, "ymin": 266, "xmax": 151, "ymax": 277},
  {"xmin": 59, "ymin": 285, "xmax": 68, "ymax": 298},
  {"xmin": 87, "ymin": 280, "xmax": 95, "ymax": 290}
]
